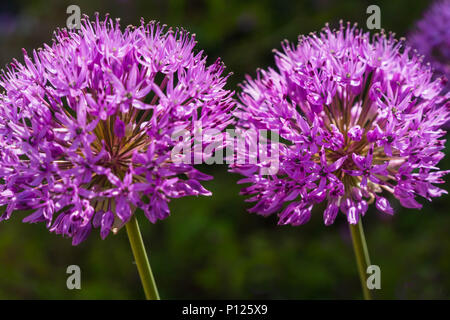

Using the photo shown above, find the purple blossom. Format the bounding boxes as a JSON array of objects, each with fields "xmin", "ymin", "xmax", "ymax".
[
  {"xmin": 348, "ymin": 125, "xmax": 362, "ymax": 141},
  {"xmin": 232, "ymin": 21, "xmax": 450, "ymax": 227},
  {"xmin": 346, "ymin": 145, "xmax": 389, "ymax": 187},
  {"xmin": 0, "ymin": 14, "xmax": 234, "ymax": 245}
]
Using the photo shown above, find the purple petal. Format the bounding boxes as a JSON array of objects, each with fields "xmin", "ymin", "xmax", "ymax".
[
  {"xmin": 348, "ymin": 125, "xmax": 363, "ymax": 141},
  {"xmin": 352, "ymin": 153, "xmax": 367, "ymax": 170},
  {"xmin": 347, "ymin": 206, "xmax": 359, "ymax": 224},
  {"xmin": 100, "ymin": 210, "xmax": 114, "ymax": 239},
  {"xmin": 375, "ymin": 196, "xmax": 394, "ymax": 215},
  {"xmin": 116, "ymin": 196, "xmax": 131, "ymax": 223},
  {"xmin": 328, "ymin": 155, "xmax": 348, "ymax": 172},
  {"xmin": 92, "ymin": 210, "xmax": 104, "ymax": 228},
  {"xmin": 72, "ymin": 224, "xmax": 92, "ymax": 246},
  {"xmin": 323, "ymin": 201, "xmax": 339, "ymax": 226},
  {"xmin": 114, "ymin": 118, "xmax": 126, "ymax": 138}
]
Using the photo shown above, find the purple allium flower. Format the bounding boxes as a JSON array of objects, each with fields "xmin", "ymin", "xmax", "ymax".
[
  {"xmin": 408, "ymin": 0, "xmax": 450, "ymax": 89},
  {"xmin": 232, "ymin": 21, "xmax": 450, "ymax": 227},
  {"xmin": 0, "ymin": 14, "xmax": 234, "ymax": 245}
]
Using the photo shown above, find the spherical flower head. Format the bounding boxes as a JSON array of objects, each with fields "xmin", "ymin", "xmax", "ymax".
[
  {"xmin": 233, "ymin": 21, "xmax": 450, "ymax": 227},
  {"xmin": 0, "ymin": 14, "xmax": 235, "ymax": 245},
  {"xmin": 408, "ymin": 0, "xmax": 450, "ymax": 90}
]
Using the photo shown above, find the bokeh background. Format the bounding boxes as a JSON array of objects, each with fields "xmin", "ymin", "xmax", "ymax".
[{"xmin": 1, "ymin": 0, "xmax": 449, "ymax": 299}]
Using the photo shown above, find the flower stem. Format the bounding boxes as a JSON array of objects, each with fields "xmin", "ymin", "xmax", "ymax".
[
  {"xmin": 349, "ymin": 219, "xmax": 372, "ymax": 300},
  {"xmin": 125, "ymin": 215, "xmax": 160, "ymax": 300}
]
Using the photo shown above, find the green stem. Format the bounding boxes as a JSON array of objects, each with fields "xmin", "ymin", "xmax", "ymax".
[
  {"xmin": 125, "ymin": 215, "xmax": 160, "ymax": 300},
  {"xmin": 349, "ymin": 219, "xmax": 372, "ymax": 300}
]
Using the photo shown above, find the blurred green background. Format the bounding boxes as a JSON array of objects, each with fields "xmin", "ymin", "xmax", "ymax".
[{"xmin": 1, "ymin": 0, "xmax": 449, "ymax": 299}]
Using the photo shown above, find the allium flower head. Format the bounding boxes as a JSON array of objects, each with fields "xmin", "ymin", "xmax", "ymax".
[
  {"xmin": 0, "ymin": 14, "xmax": 234, "ymax": 244},
  {"xmin": 408, "ymin": 0, "xmax": 450, "ymax": 87},
  {"xmin": 233, "ymin": 21, "xmax": 450, "ymax": 227}
]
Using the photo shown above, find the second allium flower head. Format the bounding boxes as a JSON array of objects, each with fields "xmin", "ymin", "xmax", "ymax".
[
  {"xmin": 0, "ymin": 14, "xmax": 235, "ymax": 244},
  {"xmin": 233, "ymin": 21, "xmax": 449, "ymax": 226},
  {"xmin": 408, "ymin": 0, "xmax": 450, "ymax": 89}
]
